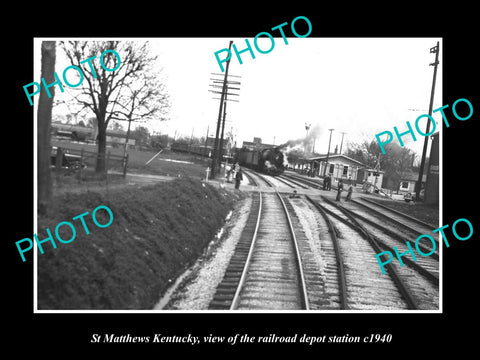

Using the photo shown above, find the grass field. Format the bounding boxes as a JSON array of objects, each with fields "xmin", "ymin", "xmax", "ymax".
[
  {"xmin": 52, "ymin": 139, "xmax": 211, "ymax": 179},
  {"xmin": 37, "ymin": 177, "xmax": 243, "ymax": 310}
]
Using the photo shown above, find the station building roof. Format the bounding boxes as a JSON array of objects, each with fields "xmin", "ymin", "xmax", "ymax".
[{"xmin": 307, "ymin": 154, "xmax": 367, "ymax": 168}]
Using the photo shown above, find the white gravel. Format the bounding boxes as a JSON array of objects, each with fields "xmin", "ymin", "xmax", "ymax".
[
  {"xmin": 155, "ymin": 196, "xmax": 252, "ymax": 310},
  {"xmin": 288, "ymin": 197, "xmax": 327, "ymax": 276}
]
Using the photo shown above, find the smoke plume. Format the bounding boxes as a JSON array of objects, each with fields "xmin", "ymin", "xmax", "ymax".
[{"xmin": 277, "ymin": 124, "xmax": 323, "ymax": 152}]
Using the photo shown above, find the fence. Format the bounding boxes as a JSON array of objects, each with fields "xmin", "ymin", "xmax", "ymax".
[{"xmin": 51, "ymin": 146, "xmax": 128, "ymax": 183}]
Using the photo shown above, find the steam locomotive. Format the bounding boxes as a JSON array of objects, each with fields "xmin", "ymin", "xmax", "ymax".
[
  {"xmin": 170, "ymin": 141, "xmax": 285, "ymax": 175},
  {"xmin": 235, "ymin": 147, "xmax": 285, "ymax": 175}
]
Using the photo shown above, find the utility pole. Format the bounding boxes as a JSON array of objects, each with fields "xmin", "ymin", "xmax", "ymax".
[
  {"xmin": 211, "ymin": 41, "xmax": 233, "ymax": 178},
  {"xmin": 219, "ymin": 99, "xmax": 227, "ymax": 171},
  {"xmin": 339, "ymin": 131, "xmax": 347, "ymax": 155},
  {"xmin": 415, "ymin": 41, "xmax": 439, "ymax": 201},
  {"xmin": 323, "ymin": 128, "xmax": 334, "ymax": 177},
  {"xmin": 208, "ymin": 42, "xmax": 242, "ymax": 178}
]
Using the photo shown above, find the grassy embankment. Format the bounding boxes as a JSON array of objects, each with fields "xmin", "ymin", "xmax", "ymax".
[{"xmin": 38, "ymin": 174, "xmax": 242, "ymax": 310}]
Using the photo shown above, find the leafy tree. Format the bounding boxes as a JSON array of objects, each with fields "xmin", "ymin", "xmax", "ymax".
[
  {"xmin": 346, "ymin": 140, "xmax": 417, "ymax": 190},
  {"xmin": 132, "ymin": 126, "xmax": 150, "ymax": 147},
  {"xmin": 150, "ymin": 134, "xmax": 170, "ymax": 149}
]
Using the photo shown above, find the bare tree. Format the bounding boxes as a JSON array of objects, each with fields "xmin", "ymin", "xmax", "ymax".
[
  {"xmin": 110, "ymin": 67, "xmax": 169, "ymax": 159},
  {"xmin": 37, "ymin": 41, "xmax": 56, "ymax": 215},
  {"xmin": 59, "ymin": 40, "xmax": 170, "ymax": 173}
]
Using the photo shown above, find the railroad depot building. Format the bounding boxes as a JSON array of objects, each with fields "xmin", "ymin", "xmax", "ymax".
[{"xmin": 307, "ymin": 154, "xmax": 370, "ymax": 184}]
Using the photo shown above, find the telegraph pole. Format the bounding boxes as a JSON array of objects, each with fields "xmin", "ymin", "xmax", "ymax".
[
  {"xmin": 339, "ymin": 131, "xmax": 347, "ymax": 155},
  {"xmin": 219, "ymin": 99, "xmax": 227, "ymax": 170},
  {"xmin": 415, "ymin": 41, "xmax": 439, "ymax": 201},
  {"xmin": 211, "ymin": 41, "xmax": 233, "ymax": 178},
  {"xmin": 323, "ymin": 128, "xmax": 334, "ymax": 177},
  {"xmin": 208, "ymin": 42, "xmax": 242, "ymax": 178}
]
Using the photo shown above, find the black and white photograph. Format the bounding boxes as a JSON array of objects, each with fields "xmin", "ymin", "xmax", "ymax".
[
  {"xmin": 31, "ymin": 37, "xmax": 442, "ymax": 312},
  {"xmin": 5, "ymin": 7, "xmax": 478, "ymax": 355}
]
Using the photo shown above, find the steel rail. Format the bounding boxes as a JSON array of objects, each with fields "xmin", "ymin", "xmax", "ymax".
[
  {"xmin": 243, "ymin": 169, "xmax": 274, "ymax": 188},
  {"xmin": 229, "ymin": 189, "xmax": 263, "ymax": 310},
  {"xmin": 282, "ymin": 173, "xmax": 322, "ymax": 189},
  {"xmin": 318, "ymin": 197, "xmax": 438, "ymax": 285},
  {"xmin": 321, "ymin": 196, "xmax": 420, "ymax": 310},
  {"xmin": 355, "ymin": 197, "xmax": 437, "ymax": 231},
  {"xmin": 270, "ymin": 175, "xmax": 297, "ymax": 188},
  {"xmin": 277, "ymin": 192, "xmax": 310, "ymax": 310},
  {"xmin": 277, "ymin": 175, "xmax": 310, "ymax": 189},
  {"xmin": 351, "ymin": 198, "xmax": 429, "ymax": 238},
  {"xmin": 341, "ymin": 205, "xmax": 439, "ymax": 261},
  {"xmin": 305, "ymin": 195, "xmax": 349, "ymax": 310},
  {"xmin": 242, "ymin": 170, "xmax": 258, "ymax": 187}
]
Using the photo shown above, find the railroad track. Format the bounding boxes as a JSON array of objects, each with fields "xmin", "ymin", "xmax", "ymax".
[
  {"xmin": 282, "ymin": 172, "xmax": 322, "ymax": 189},
  {"xmin": 306, "ymin": 196, "xmax": 417, "ymax": 310},
  {"xmin": 267, "ymin": 175, "xmax": 298, "ymax": 188},
  {"xmin": 331, "ymin": 199, "xmax": 440, "ymax": 287},
  {"xmin": 308, "ymin": 196, "xmax": 439, "ymax": 310},
  {"xmin": 341, "ymin": 200, "xmax": 439, "ymax": 262},
  {"xmin": 351, "ymin": 197, "xmax": 438, "ymax": 237},
  {"xmin": 249, "ymin": 171, "xmax": 297, "ymax": 189},
  {"xmin": 277, "ymin": 175, "xmax": 310, "ymax": 189},
  {"xmin": 211, "ymin": 168, "xmax": 438, "ymax": 310},
  {"xmin": 209, "ymin": 189, "xmax": 310, "ymax": 310},
  {"xmin": 243, "ymin": 169, "xmax": 273, "ymax": 188}
]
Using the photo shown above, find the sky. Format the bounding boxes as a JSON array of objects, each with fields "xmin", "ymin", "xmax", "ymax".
[{"xmin": 36, "ymin": 37, "xmax": 443, "ymax": 160}]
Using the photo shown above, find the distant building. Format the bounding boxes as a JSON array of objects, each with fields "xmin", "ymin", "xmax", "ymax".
[
  {"xmin": 398, "ymin": 170, "xmax": 425, "ymax": 194},
  {"xmin": 383, "ymin": 169, "xmax": 428, "ymax": 196},
  {"xmin": 308, "ymin": 154, "xmax": 367, "ymax": 183},
  {"xmin": 424, "ymin": 132, "xmax": 439, "ymax": 204},
  {"xmin": 105, "ymin": 129, "xmax": 137, "ymax": 147},
  {"xmin": 204, "ymin": 136, "xmax": 231, "ymax": 151},
  {"xmin": 241, "ymin": 137, "xmax": 276, "ymax": 150}
]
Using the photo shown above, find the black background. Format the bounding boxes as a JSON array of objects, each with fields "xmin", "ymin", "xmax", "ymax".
[{"xmin": 5, "ymin": 4, "xmax": 478, "ymax": 355}]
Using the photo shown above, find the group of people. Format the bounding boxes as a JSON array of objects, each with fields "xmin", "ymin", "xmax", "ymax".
[
  {"xmin": 322, "ymin": 175, "xmax": 353, "ymax": 202},
  {"xmin": 226, "ymin": 163, "xmax": 243, "ymax": 190},
  {"xmin": 226, "ymin": 164, "xmax": 354, "ymax": 200}
]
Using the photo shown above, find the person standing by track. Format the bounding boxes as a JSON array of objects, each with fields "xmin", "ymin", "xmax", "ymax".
[
  {"xmin": 235, "ymin": 166, "xmax": 243, "ymax": 190},
  {"xmin": 323, "ymin": 174, "xmax": 331, "ymax": 191},
  {"xmin": 336, "ymin": 179, "xmax": 343, "ymax": 201},
  {"xmin": 345, "ymin": 183, "xmax": 353, "ymax": 201}
]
